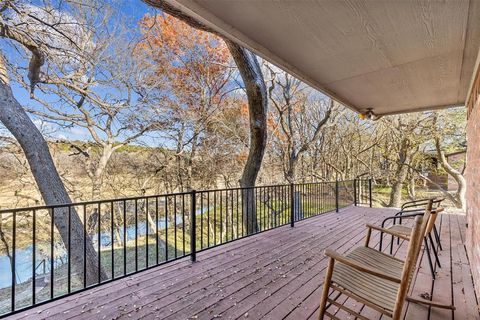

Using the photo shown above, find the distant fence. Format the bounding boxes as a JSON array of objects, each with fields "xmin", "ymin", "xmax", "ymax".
[{"xmin": 0, "ymin": 179, "xmax": 371, "ymax": 317}]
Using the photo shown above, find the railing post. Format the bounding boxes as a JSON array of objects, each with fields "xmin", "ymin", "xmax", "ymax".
[
  {"xmin": 369, "ymin": 178, "xmax": 373, "ymax": 208},
  {"xmin": 353, "ymin": 179, "xmax": 357, "ymax": 206},
  {"xmin": 335, "ymin": 180, "xmax": 339, "ymax": 212},
  {"xmin": 290, "ymin": 183, "xmax": 295, "ymax": 227},
  {"xmin": 190, "ymin": 189, "xmax": 197, "ymax": 262}
]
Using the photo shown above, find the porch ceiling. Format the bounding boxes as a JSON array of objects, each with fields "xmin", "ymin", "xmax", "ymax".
[{"xmin": 162, "ymin": 0, "xmax": 480, "ymax": 116}]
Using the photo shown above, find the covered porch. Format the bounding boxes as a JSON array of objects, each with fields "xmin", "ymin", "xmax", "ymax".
[{"xmin": 8, "ymin": 206, "xmax": 478, "ymax": 320}]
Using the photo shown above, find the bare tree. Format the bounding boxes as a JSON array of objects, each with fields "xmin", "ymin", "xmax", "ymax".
[
  {"xmin": 10, "ymin": 7, "xmax": 159, "ymax": 201},
  {"xmin": 267, "ymin": 67, "xmax": 334, "ymax": 183},
  {"xmin": 0, "ymin": 0, "xmax": 107, "ymax": 283}
]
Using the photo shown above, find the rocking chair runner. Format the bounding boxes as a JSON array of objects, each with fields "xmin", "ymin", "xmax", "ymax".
[{"xmin": 318, "ymin": 201, "xmax": 454, "ymax": 320}]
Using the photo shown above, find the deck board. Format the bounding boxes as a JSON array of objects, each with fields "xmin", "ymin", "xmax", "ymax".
[{"xmin": 5, "ymin": 206, "xmax": 479, "ymax": 320}]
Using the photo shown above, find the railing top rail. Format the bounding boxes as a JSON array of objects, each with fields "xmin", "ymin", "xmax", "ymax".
[{"xmin": 0, "ymin": 179, "xmax": 360, "ymax": 215}]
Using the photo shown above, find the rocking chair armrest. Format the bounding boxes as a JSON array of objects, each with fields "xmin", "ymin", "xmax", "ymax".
[
  {"xmin": 365, "ymin": 224, "xmax": 410, "ymax": 240},
  {"xmin": 324, "ymin": 249, "xmax": 401, "ymax": 283}
]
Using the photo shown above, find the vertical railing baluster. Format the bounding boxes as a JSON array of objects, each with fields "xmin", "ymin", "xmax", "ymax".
[
  {"xmin": 231, "ymin": 190, "xmax": 234, "ymax": 239},
  {"xmin": 220, "ymin": 190, "xmax": 223, "ymax": 243},
  {"xmin": 241, "ymin": 189, "xmax": 245, "ymax": 237},
  {"xmin": 200, "ymin": 192, "xmax": 204, "ymax": 250},
  {"xmin": 83, "ymin": 205, "xmax": 87, "ymax": 287},
  {"xmin": 257, "ymin": 187, "xmax": 260, "ymax": 232},
  {"xmin": 165, "ymin": 197, "xmax": 168, "ymax": 261},
  {"xmin": 213, "ymin": 192, "xmax": 216, "ymax": 245},
  {"xmin": 302, "ymin": 183, "xmax": 305, "ymax": 219},
  {"xmin": 246, "ymin": 188, "xmax": 249, "ymax": 234},
  {"xmin": 156, "ymin": 197, "xmax": 159, "ymax": 265},
  {"xmin": 261, "ymin": 187, "xmax": 264, "ymax": 231},
  {"xmin": 256, "ymin": 187, "xmax": 260, "ymax": 232},
  {"xmin": 290, "ymin": 183, "xmax": 295, "ymax": 227},
  {"xmin": 309, "ymin": 183, "xmax": 312, "ymax": 217},
  {"xmin": 174, "ymin": 196, "xmax": 177, "ymax": 258},
  {"xmin": 236, "ymin": 189, "xmax": 239, "ymax": 239},
  {"xmin": 50, "ymin": 208, "xmax": 54, "ymax": 299},
  {"xmin": 279, "ymin": 187, "xmax": 282, "ymax": 226},
  {"xmin": 335, "ymin": 180, "xmax": 339, "ymax": 212},
  {"xmin": 225, "ymin": 190, "xmax": 229, "ymax": 242},
  {"xmin": 307, "ymin": 184, "xmax": 309, "ymax": 218},
  {"xmin": 252, "ymin": 187, "xmax": 256, "ymax": 234},
  {"xmin": 68, "ymin": 206, "xmax": 71, "ymax": 292},
  {"xmin": 264, "ymin": 187, "xmax": 267, "ymax": 229},
  {"xmin": 354, "ymin": 179, "xmax": 357, "ymax": 206},
  {"xmin": 319, "ymin": 183, "xmax": 321, "ymax": 213},
  {"xmin": 369, "ymin": 178, "xmax": 373, "ymax": 208},
  {"xmin": 182, "ymin": 195, "xmax": 185, "ymax": 255},
  {"xmin": 269, "ymin": 187, "xmax": 272, "ymax": 228},
  {"xmin": 190, "ymin": 190, "xmax": 196, "ymax": 262},
  {"xmin": 262, "ymin": 187, "xmax": 265, "ymax": 230},
  {"xmin": 32, "ymin": 209, "xmax": 36, "ymax": 305},
  {"xmin": 123, "ymin": 200, "xmax": 127, "ymax": 275},
  {"xmin": 260, "ymin": 187, "xmax": 268, "ymax": 230},
  {"xmin": 207, "ymin": 192, "xmax": 210, "ymax": 247},
  {"xmin": 318, "ymin": 183, "xmax": 321, "ymax": 213},
  {"xmin": 146, "ymin": 199, "xmax": 149, "ymax": 268},
  {"xmin": 11, "ymin": 211, "xmax": 16, "ymax": 312},
  {"xmin": 135, "ymin": 199, "xmax": 138, "ymax": 272},
  {"xmin": 283, "ymin": 185, "xmax": 286, "ymax": 225},
  {"xmin": 97, "ymin": 203, "xmax": 101, "ymax": 284},
  {"xmin": 286, "ymin": 185, "xmax": 288, "ymax": 225},
  {"xmin": 110, "ymin": 202, "xmax": 114, "ymax": 279}
]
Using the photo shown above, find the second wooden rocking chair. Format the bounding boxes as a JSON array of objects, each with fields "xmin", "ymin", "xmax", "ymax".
[{"xmin": 318, "ymin": 200, "xmax": 454, "ymax": 319}]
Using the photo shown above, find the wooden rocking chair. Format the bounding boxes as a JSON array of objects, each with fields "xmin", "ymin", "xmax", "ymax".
[
  {"xmin": 318, "ymin": 201, "xmax": 454, "ymax": 319},
  {"xmin": 379, "ymin": 201, "xmax": 444, "ymax": 279}
]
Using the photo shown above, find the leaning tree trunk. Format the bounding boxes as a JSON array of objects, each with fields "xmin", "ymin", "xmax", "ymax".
[
  {"xmin": 0, "ymin": 67, "xmax": 106, "ymax": 285},
  {"xmin": 226, "ymin": 41, "xmax": 268, "ymax": 235},
  {"xmin": 142, "ymin": 1, "xmax": 269, "ymax": 235},
  {"xmin": 435, "ymin": 137, "xmax": 467, "ymax": 210}
]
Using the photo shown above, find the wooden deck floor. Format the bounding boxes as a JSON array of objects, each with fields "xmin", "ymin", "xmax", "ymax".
[{"xmin": 6, "ymin": 206, "xmax": 479, "ymax": 320}]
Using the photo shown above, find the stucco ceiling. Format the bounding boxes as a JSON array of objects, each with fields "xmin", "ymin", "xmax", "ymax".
[{"xmin": 162, "ymin": 0, "xmax": 480, "ymax": 116}]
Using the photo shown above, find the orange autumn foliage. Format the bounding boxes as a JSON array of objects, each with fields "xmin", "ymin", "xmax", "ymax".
[{"xmin": 136, "ymin": 14, "xmax": 233, "ymax": 112}]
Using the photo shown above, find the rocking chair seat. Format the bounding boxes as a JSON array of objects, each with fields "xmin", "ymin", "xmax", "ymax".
[
  {"xmin": 329, "ymin": 246, "xmax": 405, "ymax": 313},
  {"xmin": 332, "ymin": 262, "xmax": 400, "ymax": 313},
  {"xmin": 347, "ymin": 246, "xmax": 404, "ymax": 278}
]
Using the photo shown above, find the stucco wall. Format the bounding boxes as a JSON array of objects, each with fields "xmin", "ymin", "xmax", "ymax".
[{"xmin": 466, "ymin": 74, "xmax": 480, "ymax": 299}]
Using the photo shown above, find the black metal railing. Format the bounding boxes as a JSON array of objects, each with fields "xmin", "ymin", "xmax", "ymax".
[{"xmin": 0, "ymin": 178, "xmax": 371, "ymax": 317}]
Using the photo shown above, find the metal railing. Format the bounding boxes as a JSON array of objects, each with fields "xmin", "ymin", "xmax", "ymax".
[{"xmin": 0, "ymin": 178, "xmax": 371, "ymax": 316}]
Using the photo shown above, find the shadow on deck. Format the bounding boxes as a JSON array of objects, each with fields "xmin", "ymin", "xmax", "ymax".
[{"xmin": 6, "ymin": 206, "xmax": 480, "ymax": 320}]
